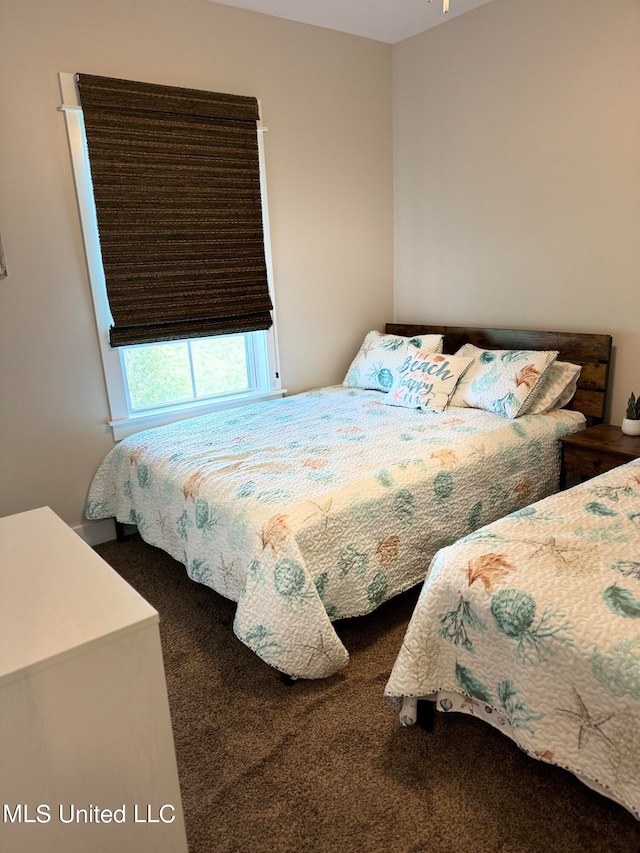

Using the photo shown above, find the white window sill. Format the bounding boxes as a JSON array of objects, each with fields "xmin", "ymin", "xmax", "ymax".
[{"xmin": 109, "ymin": 388, "xmax": 287, "ymax": 441}]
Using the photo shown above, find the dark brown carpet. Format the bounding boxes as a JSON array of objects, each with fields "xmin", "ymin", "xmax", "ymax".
[{"xmin": 96, "ymin": 535, "xmax": 640, "ymax": 853}]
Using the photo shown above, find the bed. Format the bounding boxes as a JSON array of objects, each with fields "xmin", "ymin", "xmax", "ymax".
[
  {"xmin": 85, "ymin": 324, "xmax": 611, "ymax": 680},
  {"xmin": 384, "ymin": 456, "xmax": 640, "ymax": 819}
]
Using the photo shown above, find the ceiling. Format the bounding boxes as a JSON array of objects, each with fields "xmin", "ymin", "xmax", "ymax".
[{"xmin": 205, "ymin": 0, "xmax": 497, "ymax": 44}]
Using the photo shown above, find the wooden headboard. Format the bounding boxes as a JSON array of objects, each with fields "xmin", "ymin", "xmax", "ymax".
[{"xmin": 386, "ymin": 323, "xmax": 613, "ymax": 425}]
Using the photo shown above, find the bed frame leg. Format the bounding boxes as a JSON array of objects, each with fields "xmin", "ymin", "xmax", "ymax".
[
  {"xmin": 115, "ymin": 520, "xmax": 126, "ymax": 543},
  {"xmin": 416, "ymin": 699, "xmax": 436, "ymax": 732}
]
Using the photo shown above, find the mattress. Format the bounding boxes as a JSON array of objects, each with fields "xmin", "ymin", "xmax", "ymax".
[{"xmin": 86, "ymin": 385, "xmax": 584, "ymax": 679}]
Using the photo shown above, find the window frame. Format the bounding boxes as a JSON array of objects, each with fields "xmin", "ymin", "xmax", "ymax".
[{"xmin": 58, "ymin": 72, "xmax": 283, "ymax": 441}]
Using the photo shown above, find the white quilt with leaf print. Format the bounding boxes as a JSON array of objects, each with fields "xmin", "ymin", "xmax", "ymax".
[
  {"xmin": 86, "ymin": 385, "xmax": 583, "ymax": 679},
  {"xmin": 385, "ymin": 459, "xmax": 640, "ymax": 819}
]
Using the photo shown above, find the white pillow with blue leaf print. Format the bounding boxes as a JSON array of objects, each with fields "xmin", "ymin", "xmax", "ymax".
[
  {"xmin": 449, "ymin": 343, "xmax": 558, "ymax": 418},
  {"xmin": 343, "ymin": 330, "xmax": 444, "ymax": 393}
]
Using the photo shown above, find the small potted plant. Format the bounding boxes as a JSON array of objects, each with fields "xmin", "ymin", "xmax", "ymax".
[{"xmin": 622, "ymin": 392, "xmax": 640, "ymax": 436}]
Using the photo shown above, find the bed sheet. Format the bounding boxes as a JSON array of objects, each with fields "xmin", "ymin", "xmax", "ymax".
[
  {"xmin": 385, "ymin": 459, "xmax": 640, "ymax": 819},
  {"xmin": 86, "ymin": 385, "xmax": 584, "ymax": 679}
]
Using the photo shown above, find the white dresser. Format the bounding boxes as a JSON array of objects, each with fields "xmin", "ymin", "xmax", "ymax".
[{"xmin": 0, "ymin": 507, "xmax": 188, "ymax": 853}]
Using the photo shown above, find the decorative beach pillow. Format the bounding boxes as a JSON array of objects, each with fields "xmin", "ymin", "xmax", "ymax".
[
  {"xmin": 382, "ymin": 348, "xmax": 476, "ymax": 412},
  {"xmin": 343, "ymin": 330, "xmax": 444, "ymax": 393},
  {"xmin": 449, "ymin": 343, "xmax": 558, "ymax": 418},
  {"xmin": 521, "ymin": 361, "xmax": 582, "ymax": 415}
]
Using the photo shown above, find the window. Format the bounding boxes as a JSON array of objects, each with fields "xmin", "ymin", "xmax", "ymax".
[
  {"xmin": 123, "ymin": 335, "xmax": 250, "ymax": 411},
  {"xmin": 58, "ymin": 72, "xmax": 282, "ymax": 440}
]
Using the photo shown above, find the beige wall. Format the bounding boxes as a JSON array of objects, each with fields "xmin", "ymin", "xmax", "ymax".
[
  {"xmin": 393, "ymin": 0, "xmax": 640, "ymax": 424},
  {"xmin": 3, "ymin": 0, "xmax": 638, "ymax": 540},
  {"xmin": 0, "ymin": 0, "xmax": 393, "ymax": 536}
]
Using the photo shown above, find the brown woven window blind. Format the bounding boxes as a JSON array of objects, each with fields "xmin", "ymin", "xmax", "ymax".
[{"xmin": 76, "ymin": 73, "xmax": 273, "ymax": 347}]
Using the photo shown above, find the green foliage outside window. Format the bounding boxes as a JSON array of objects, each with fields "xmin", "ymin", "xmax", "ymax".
[{"xmin": 122, "ymin": 335, "xmax": 250, "ymax": 410}]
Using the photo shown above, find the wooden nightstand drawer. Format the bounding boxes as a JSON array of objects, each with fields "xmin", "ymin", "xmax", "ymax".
[
  {"xmin": 562, "ymin": 444, "xmax": 628, "ymax": 479},
  {"xmin": 559, "ymin": 424, "xmax": 640, "ymax": 487}
]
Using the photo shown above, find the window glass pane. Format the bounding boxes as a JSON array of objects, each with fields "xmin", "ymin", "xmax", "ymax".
[
  {"xmin": 123, "ymin": 342, "xmax": 193, "ymax": 410},
  {"xmin": 191, "ymin": 335, "xmax": 251, "ymax": 397}
]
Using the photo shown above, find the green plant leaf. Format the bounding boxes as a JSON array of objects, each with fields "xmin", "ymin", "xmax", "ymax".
[{"xmin": 627, "ymin": 391, "xmax": 640, "ymax": 419}]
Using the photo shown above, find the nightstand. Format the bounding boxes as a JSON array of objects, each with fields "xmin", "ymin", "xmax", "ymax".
[{"xmin": 559, "ymin": 423, "xmax": 640, "ymax": 488}]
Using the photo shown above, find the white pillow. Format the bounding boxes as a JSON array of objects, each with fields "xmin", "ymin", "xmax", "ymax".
[
  {"xmin": 521, "ymin": 361, "xmax": 582, "ymax": 415},
  {"xmin": 449, "ymin": 343, "xmax": 558, "ymax": 418},
  {"xmin": 382, "ymin": 348, "xmax": 475, "ymax": 412},
  {"xmin": 343, "ymin": 330, "xmax": 444, "ymax": 393}
]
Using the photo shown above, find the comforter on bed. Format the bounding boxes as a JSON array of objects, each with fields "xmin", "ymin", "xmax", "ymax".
[
  {"xmin": 86, "ymin": 385, "xmax": 583, "ymax": 679},
  {"xmin": 385, "ymin": 458, "xmax": 640, "ymax": 819}
]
